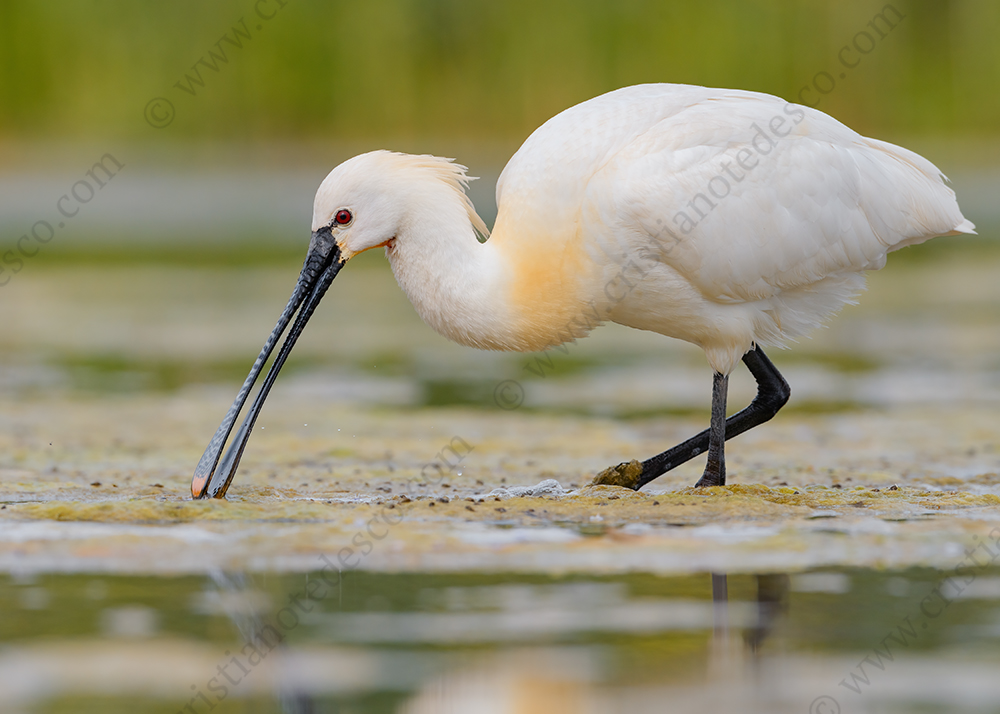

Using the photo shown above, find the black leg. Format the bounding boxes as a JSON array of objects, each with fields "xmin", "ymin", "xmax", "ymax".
[
  {"xmin": 591, "ymin": 345, "xmax": 790, "ymax": 490},
  {"xmin": 696, "ymin": 371, "xmax": 729, "ymax": 487}
]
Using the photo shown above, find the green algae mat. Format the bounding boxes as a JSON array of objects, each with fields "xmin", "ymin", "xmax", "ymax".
[{"xmin": 2, "ymin": 394, "xmax": 999, "ymax": 575}]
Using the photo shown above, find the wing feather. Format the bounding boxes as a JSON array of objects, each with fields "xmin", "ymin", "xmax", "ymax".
[{"xmin": 588, "ymin": 89, "xmax": 972, "ymax": 303}]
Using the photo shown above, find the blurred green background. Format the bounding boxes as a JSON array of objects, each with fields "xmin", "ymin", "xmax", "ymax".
[
  {"xmin": 1, "ymin": 0, "xmax": 999, "ymax": 143},
  {"xmin": 2, "ymin": 0, "xmax": 998, "ymax": 251},
  {"xmin": 1, "ymin": 0, "xmax": 998, "ymax": 404}
]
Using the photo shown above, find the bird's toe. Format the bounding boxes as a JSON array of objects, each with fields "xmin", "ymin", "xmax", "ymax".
[{"xmin": 590, "ymin": 460, "xmax": 643, "ymax": 490}]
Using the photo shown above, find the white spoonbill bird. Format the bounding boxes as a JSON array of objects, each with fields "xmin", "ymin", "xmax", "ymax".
[{"xmin": 192, "ymin": 83, "xmax": 975, "ymax": 499}]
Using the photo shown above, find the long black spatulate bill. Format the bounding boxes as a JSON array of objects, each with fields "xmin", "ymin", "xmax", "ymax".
[
  {"xmin": 191, "ymin": 228, "xmax": 344, "ymax": 499},
  {"xmin": 205, "ymin": 254, "xmax": 344, "ymax": 498}
]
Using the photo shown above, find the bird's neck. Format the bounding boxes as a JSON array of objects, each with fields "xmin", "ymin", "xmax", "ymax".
[
  {"xmin": 386, "ymin": 185, "xmax": 600, "ymax": 353},
  {"xmin": 385, "ymin": 195, "xmax": 517, "ymax": 351}
]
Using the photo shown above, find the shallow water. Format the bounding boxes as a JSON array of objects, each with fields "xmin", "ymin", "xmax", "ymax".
[
  {"xmin": 2, "ymin": 219, "xmax": 999, "ymax": 711},
  {"xmin": 3, "ymin": 566, "xmax": 1000, "ymax": 713}
]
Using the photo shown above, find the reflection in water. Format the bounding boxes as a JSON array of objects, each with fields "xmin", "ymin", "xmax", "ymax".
[
  {"xmin": 712, "ymin": 571, "xmax": 729, "ymax": 640},
  {"xmin": 401, "ymin": 649, "xmax": 596, "ymax": 714},
  {"xmin": 703, "ymin": 572, "xmax": 792, "ymax": 713},
  {"xmin": 4, "ymin": 567, "xmax": 1000, "ymax": 713},
  {"xmin": 366, "ymin": 571, "xmax": 794, "ymax": 713},
  {"xmin": 199, "ymin": 570, "xmax": 789, "ymax": 712},
  {"xmin": 207, "ymin": 571, "xmax": 322, "ymax": 714},
  {"xmin": 745, "ymin": 573, "xmax": 790, "ymax": 654}
]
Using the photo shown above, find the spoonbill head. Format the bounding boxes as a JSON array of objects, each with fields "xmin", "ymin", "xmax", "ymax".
[{"xmin": 192, "ymin": 83, "xmax": 974, "ymax": 499}]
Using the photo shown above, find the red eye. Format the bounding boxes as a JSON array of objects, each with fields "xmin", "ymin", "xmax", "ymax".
[{"xmin": 334, "ymin": 209, "xmax": 352, "ymax": 225}]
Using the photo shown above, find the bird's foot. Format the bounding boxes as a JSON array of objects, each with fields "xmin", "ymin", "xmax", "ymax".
[{"xmin": 590, "ymin": 460, "xmax": 643, "ymax": 490}]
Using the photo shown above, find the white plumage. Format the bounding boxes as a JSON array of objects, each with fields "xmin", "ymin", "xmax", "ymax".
[
  {"xmin": 320, "ymin": 83, "xmax": 973, "ymax": 374},
  {"xmin": 194, "ymin": 83, "xmax": 976, "ymax": 498}
]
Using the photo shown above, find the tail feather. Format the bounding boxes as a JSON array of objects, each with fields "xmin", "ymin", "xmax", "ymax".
[{"xmin": 947, "ymin": 218, "xmax": 977, "ymax": 236}]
